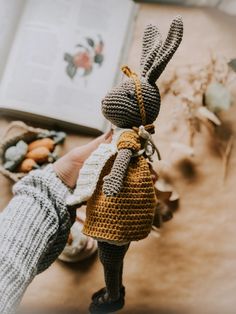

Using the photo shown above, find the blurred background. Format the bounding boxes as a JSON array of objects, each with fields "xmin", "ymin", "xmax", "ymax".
[{"xmin": 137, "ymin": 0, "xmax": 236, "ymax": 15}]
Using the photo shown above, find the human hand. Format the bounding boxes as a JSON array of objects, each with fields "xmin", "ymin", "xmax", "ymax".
[{"xmin": 53, "ymin": 131, "xmax": 112, "ymax": 188}]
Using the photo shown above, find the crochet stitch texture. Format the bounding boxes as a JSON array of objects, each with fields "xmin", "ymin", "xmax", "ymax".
[
  {"xmin": 83, "ymin": 131, "xmax": 156, "ymax": 243},
  {"xmin": 69, "ymin": 16, "xmax": 184, "ymax": 313}
]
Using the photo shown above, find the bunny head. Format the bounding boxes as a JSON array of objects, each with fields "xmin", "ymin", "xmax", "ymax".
[{"xmin": 102, "ymin": 16, "xmax": 183, "ymax": 129}]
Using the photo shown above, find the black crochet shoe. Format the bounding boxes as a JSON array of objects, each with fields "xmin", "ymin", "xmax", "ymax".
[
  {"xmin": 91, "ymin": 286, "xmax": 125, "ymax": 301},
  {"xmin": 89, "ymin": 293, "xmax": 125, "ymax": 314}
]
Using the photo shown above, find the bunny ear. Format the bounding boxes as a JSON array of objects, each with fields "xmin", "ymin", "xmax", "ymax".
[
  {"xmin": 145, "ymin": 16, "xmax": 183, "ymax": 84},
  {"xmin": 140, "ymin": 24, "xmax": 162, "ymax": 77}
]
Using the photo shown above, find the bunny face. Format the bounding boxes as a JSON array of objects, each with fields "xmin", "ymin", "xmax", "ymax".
[
  {"xmin": 102, "ymin": 16, "xmax": 183, "ymax": 129},
  {"xmin": 101, "ymin": 77, "xmax": 160, "ymax": 128}
]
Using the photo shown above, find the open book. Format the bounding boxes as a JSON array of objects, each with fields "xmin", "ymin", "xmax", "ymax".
[{"xmin": 0, "ymin": 0, "xmax": 137, "ymax": 134}]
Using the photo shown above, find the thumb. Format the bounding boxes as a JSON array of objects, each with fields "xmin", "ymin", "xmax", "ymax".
[
  {"xmin": 69, "ymin": 129, "xmax": 113, "ymax": 165},
  {"xmin": 90, "ymin": 130, "xmax": 113, "ymax": 148}
]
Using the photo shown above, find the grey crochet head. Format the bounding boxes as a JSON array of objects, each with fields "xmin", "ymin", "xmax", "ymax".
[{"xmin": 102, "ymin": 16, "xmax": 183, "ymax": 128}]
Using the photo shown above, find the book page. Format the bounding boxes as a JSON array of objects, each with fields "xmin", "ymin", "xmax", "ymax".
[
  {"xmin": 0, "ymin": 0, "xmax": 26, "ymax": 80},
  {"xmin": 0, "ymin": 0, "xmax": 134, "ymax": 132}
]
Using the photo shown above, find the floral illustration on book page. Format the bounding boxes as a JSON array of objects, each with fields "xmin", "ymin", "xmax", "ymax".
[{"xmin": 64, "ymin": 34, "xmax": 104, "ymax": 79}]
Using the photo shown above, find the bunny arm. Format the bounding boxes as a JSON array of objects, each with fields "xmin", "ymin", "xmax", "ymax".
[{"xmin": 102, "ymin": 148, "xmax": 132, "ymax": 197}]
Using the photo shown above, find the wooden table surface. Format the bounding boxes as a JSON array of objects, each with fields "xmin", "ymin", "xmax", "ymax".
[{"xmin": 0, "ymin": 3, "xmax": 236, "ymax": 314}]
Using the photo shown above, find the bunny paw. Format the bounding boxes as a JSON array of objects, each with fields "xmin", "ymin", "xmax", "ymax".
[{"xmin": 102, "ymin": 175, "xmax": 121, "ymax": 197}]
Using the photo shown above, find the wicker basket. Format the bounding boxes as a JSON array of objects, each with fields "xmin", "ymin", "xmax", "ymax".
[{"xmin": 0, "ymin": 121, "xmax": 53, "ymax": 182}]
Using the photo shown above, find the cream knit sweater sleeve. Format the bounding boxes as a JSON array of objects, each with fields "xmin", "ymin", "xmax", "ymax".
[{"xmin": 0, "ymin": 165, "xmax": 72, "ymax": 314}]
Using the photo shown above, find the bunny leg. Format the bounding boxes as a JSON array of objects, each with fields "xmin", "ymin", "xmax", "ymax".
[
  {"xmin": 119, "ymin": 243, "xmax": 130, "ymax": 287},
  {"xmin": 91, "ymin": 244, "xmax": 129, "ymax": 301},
  {"xmin": 98, "ymin": 241, "xmax": 129, "ymax": 300},
  {"xmin": 89, "ymin": 241, "xmax": 129, "ymax": 313}
]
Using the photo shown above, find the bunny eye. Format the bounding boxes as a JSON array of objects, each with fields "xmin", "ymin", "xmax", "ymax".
[{"xmin": 126, "ymin": 90, "xmax": 135, "ymax": 100}]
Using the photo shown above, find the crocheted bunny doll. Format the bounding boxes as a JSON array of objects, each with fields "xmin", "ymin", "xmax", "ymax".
[{"xmin": 67, "ymin": 16, "xmax": 183, "ymax": 314}]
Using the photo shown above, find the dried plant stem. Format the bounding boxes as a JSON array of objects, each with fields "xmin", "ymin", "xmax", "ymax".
[
  {"xmin": 222, "ymin": 135, "xmax": 234, "ymax": 182},
  {"xmin": 199, "ymin": 118, "xmax": 215, "ymax": 135},
  {"xmin": 188, "ymin": 120, "xmax": 195, "ymax": 147}
]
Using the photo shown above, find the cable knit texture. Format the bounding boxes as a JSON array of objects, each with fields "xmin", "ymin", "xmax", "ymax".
[
  {"xmin": 66, "ymin": 128, "xmax": 130, "ymax": 207},
  {"xmin": 0, "ymin": 164, "xmax": 71, "ymax": 314}
]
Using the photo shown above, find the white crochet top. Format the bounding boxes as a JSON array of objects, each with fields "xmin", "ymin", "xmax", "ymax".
[{"xmin": 66, "ymin": 128, "xmax": 131, "ymax": 206}]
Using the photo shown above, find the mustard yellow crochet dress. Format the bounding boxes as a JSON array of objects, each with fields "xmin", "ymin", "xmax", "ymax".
[{"xmin": 83, "ymin": 130, "xmax": 157, "ymax": 244}]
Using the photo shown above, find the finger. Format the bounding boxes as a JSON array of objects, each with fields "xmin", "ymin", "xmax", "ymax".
[
  {"xmin": 105, "ymin": 129, "xmax": 113, "ymax": 140},
  {"xmin": 95, "ymin": 130, "xmax": 113, "ymax": 144},
  {"xmin": 86, "ymin": 130, "xmax": 112, "ymax": 152}
]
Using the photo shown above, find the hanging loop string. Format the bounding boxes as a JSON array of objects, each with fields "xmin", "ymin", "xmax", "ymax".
[
  {"xmin": 121, "ymin": 65, "xmax": 147, "ymax": 126},
  {"xmin": 121, "ymin": 65, "xmax": 161, "ymax": 161}
]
